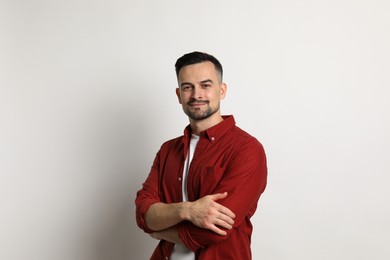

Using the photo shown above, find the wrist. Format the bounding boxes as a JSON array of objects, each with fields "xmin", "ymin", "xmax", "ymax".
[{"xmin": 178, "ymin": 201, "xmax": 191, "ymax": 221}]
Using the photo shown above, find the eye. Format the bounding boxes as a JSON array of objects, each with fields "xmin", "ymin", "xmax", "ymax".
[
  {"xmin": 182, "ymin": 85, "xmax": 192, "ymax": 91},
  {"xmin": 202, "ymin": 84, "xmax": 211, "ymax": 88}
]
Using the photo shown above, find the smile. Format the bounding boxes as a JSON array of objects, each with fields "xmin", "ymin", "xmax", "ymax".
[{"xmin": 188, "ymin": 100, "xmax": 209, "ymax": 106}]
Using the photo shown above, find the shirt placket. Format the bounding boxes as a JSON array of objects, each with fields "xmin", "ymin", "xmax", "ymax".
[{"xmin": 186, "ymin": 137, "xmax": 208, "ymax": 201}]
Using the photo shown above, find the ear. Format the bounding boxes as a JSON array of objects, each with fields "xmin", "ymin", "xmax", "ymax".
[
  {"xmin": 220, "ymin": 83, "xmax": 227, "ymax": 100},
  {"xmin": 175, "ymin": 88, "xmax": 182, "ymax": 104}
]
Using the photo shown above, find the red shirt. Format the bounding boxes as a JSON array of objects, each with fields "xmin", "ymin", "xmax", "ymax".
[{"xmin": 136, "ymin": 115, "xmax": 267, "ymax": 259}]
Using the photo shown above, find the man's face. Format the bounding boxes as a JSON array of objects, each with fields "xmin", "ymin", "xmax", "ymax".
[{"xmin": 176, "ymin": 61, "xmax": 226, "ymax": 121}]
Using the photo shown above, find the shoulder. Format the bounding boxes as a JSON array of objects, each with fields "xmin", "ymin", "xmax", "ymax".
[
  {"xmin": 230, "ymin": 125, "xmax": 265, "ymax": 152},
  {"xmin": 226, "ymin": 127, "xmax": 267, "ymax": 171},
  {"xmin": 159, "ymin": 135, "xmax": 184, "ymax": 152}
]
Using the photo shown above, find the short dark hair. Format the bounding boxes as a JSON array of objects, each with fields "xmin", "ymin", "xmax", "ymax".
[{"xmin": 175, "ymin": 51, "xmax": 223, "ymax": 82}]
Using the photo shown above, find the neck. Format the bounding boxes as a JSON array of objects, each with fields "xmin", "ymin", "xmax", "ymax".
[{"xmin": 189, "ymin": 113, "xmax": 224, "ymax": 135}]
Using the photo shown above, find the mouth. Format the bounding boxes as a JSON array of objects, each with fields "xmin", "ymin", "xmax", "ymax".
[{"xmin": 188, "ymin": 101, "xmax": 209, "ymax": 107}]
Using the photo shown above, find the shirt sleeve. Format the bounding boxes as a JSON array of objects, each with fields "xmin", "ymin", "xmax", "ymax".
[
  {"xmin": 135, "ymin": 149, "xmax": 162, "ymax": 233},
  {"xmin": 177, "ymin": 139, "xmax": 268, "ymax": 251}
]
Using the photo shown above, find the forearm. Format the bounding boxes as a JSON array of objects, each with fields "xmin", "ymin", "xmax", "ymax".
[
  {"xmin": 145, "ymin": 202, "xmax": 191, "ymax": 231},
  {"xmin": 150, "ymin": 226, "xmax": 184, "ymax": 245},
  {"xmin": 145, "ymin": 193, "xmax": 235, "ymax": 235}
]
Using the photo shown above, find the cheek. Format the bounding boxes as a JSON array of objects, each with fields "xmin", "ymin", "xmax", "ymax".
[
  {"xmin": 210, "ymin": 91, "xmax": 221, "ymax": 101},
  {"xmin": 178, "ymin": 93, "xmax": 189, "ymax": 104},
  {"xmin": 177, "ymin": 92, "xmax": 185, "ymax": 103}
]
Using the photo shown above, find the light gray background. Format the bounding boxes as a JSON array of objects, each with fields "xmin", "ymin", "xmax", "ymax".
[{"xmin": 1, "ymin": 0, "xmax": 389, "ymax": 259}]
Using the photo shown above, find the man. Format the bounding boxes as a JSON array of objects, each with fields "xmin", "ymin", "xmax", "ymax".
[{"xmin": 135, "ymin": 51, "xmax": 267, "ymax": 259}]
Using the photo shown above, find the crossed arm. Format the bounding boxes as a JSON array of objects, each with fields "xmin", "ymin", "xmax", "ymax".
[
  {"xmin": 137, "ymin": 140, "xmax": 267, "ymax": 249},
  {"xmin": 145, "ymin": 192, "xmax": 236, "ymax": 244}
]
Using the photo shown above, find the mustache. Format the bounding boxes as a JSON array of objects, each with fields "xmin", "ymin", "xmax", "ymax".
[{"xmin": 187, "ymin": 99, "xmax": 209, "ymax": 105}]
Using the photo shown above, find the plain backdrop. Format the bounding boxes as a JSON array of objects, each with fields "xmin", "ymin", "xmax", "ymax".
[{"xmin": 1, "ymin": 0, "xmax": 389, "ymax": 259}]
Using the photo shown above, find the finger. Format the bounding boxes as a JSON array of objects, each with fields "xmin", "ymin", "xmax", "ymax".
[
  {"xmin": 218, "ymin": 213, "xmax": 235, "ymax": 226},
  {"xmin": 218, "ymin": 205, "xmax": 236, "ymax": 219},
  {"xmin": 210, "ymin": 192, "xmax": 228, "ymax": 201},
  {"xmin": 209, "ymin": 225, "xmax": 227, "ymax": 236},
  {"xmin": 215, "ymin": 218, "xmax": 233, "ymax": 230}
]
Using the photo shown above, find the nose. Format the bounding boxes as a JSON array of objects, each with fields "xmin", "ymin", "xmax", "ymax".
[{"xmin": 191, "ymin": 85, "xmax": 203, "ymax": 100}]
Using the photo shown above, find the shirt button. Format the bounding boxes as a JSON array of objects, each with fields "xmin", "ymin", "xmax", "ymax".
[
  {"xmin": 178, "ymin": 177, "xmax": 182, "ymax": 181},
  {"xmin": 211, "ymin": 137, "xmax": 215, "ymax": 141}
]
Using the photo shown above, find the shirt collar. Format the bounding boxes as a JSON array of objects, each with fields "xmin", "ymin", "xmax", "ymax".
[{"xmin": 183, "ymin": 115, "xmax": 236, "ymax": 143}]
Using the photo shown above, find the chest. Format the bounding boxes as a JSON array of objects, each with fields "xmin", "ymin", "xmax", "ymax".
[{"xmin": 159, "ymin": 139, "xmax": 236, "ymax": 202}]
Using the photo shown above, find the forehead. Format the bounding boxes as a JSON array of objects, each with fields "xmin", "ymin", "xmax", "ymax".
[{"xmin": 178, "ymin": 61, "xmax": 218, "ymax": 83}]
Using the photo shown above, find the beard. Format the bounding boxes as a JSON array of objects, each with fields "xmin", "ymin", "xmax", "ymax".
[{"xmin": 183, "ymin": 100, "xmax": 220, "ymax": 120}]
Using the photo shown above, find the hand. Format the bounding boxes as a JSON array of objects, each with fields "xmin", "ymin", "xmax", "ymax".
[
  {"xmin": 187, "ymin": 192, "xmax": 235, "ymax": 235},
  {"xmin": 149, "ymin": 232, "xmax": 159, "ymax": 240}
]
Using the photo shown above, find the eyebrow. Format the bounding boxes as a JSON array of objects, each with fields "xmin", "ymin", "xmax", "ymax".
[
  {"xmin": 180, "ymin": 79, "xmax": 214, "ymax": 87},
  {"xmin": 200, "ymin": 79, "xmax": 214, "ymax": 84},
  {"xmin": 180, "ymin": 82, "xmax": 194, "ymax": 88}
]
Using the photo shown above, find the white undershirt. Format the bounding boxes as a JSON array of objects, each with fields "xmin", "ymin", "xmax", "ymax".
[{"xmin": 171, "ymin": 134, "xmax": 199, "ymax": 260}]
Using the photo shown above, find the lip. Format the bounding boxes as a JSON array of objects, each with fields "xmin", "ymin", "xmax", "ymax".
[
  {"xmin": 190, "ymin": 102, "xmax": 207, "ymax": 107},
  {"xmin": 188, "ymin": 101, "xmax": 208, "ymax": 107}
]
